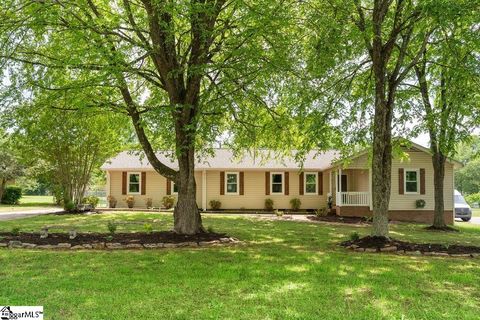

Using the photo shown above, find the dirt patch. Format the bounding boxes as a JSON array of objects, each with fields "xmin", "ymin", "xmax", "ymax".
[
  {"xmin": 307, "ymin": 215, "xmax": 370, "ymax": 224},
  {"xmin": 341, "ymin": 236, "xmax": 480, "ymax": 255},
  {"xmin": 0, "ymin": 231, "xmax": 229, "ymax": 246},
  {"xmin": 424, "ymin": 225, "xmax": 459, "ymax": 232}
]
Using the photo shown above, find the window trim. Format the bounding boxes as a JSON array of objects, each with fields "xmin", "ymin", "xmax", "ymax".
[
  {"xmin": 304, "ymin": 172, "xmax": 318, "ymax": 195},
  {"xmin": 270, "ymin": 172, "xmax": 284, "ymax": 195},
  {"xmin": 127, "ymin": 172, "xmax": 141, "ymax": 195},
  {"xmin": 404, "ymin": 169, "xmax": 420, "ymax": 194},
  {"xmin": 171, "ymin": 180, "xmax": 178, "ymax": 195},
  {"xmin": 225, "ymin": 171, "xmax": 239, "ymax": 195}
]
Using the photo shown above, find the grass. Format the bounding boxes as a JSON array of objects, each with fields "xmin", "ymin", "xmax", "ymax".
[
  {"xmin": 1, "ymin": 213, "xmax": 480, "ymax": 319},
  {"xmin": 472, "ymin": 208, "xmax": 480, "ymax": 218},
  {"xmin": 0, "ymin": 195, "xmax": 58, "ymax": 212}
]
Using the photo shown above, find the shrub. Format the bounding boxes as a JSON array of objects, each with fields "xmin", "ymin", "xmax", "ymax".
[
  {"xmin": 349, "ymin": 232, "xmax": 360, "ymax": 242},
  {"xmin": 107, "ymin": 221, "xmax": 117, "ymax": 234},
  {"xmin": 466, "ymin": 193, "xmax": 480, "ymax": 206},
  {"xmin": 327, "ymin": 195, "xmax": 333, "ymax": 209},
  {"xmin": 64, "ymin": 201, "xmax": 76, "ymax": 212},
  {"xmin": 11, "ymin": 227, "xmax": 21, "ymax": 236},
  {"xmin": 316, "ymin": 208, "xmax": 327, "ymax": 217},
  {"xmin": 290, "ymin": 198, "xmax": 301, "ymax": 211},
  {"xmin": 144, "ymin": 223, "xmax": 153, "ymax": 234},
  {"xmin": 415, "ymin": 199, "xmax": 426, "ymax": 209},
  {"xmin": 107, "ymin": 195, "xmax": 117, "ymax": 208},
  {"xmin": 83, "ymin": 196, "xmax": 100, "ymax": 208},
  {"xmin": 1, "ymin": 186, "xmax": 22, "ymax": 205},
  {"xmin": 124, "ymin": 195, "xmax": 135, "ymax": 208},
  {"xmin": 145, "ymin": 198, "xmax": 153, "ymax": 208},
  {"xmin": 264, "ymin": 198, "xmax": 274, "ymax": 211},
  {"xmin": 209, "ymin": 200, "xmax": 221, "ymax": 210},
  {"xmin": 274, "ymin": 209, "xmax": 283, "ymax": 217},
  {"xmin": 162, "ymin": 195, "xmax": 175, "ymax": 209}
]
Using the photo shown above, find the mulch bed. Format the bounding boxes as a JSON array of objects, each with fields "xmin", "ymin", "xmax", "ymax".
[
  {"xmin": 0, "ymin": 231, "xmax": 226, "ymax": 245},
  {"xmin": 341, "ymin": 236, "xmax": 480, "ymax": 256},
  {"xmin": 307, "ymin": 215, "xmax": 371, "ymax": 224}
]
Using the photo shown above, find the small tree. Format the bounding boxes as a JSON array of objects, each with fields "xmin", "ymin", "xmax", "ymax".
[
  {"xmin": 9, "ymin": 100, "xmax": 127, "ymax": 209},
  {"xmin": 0, "ymin": 133, "xmax": 23, "ymax": 200},
  {"xmin": 411, "ymin": 3, "xmax": 479, "ymax": 228}
]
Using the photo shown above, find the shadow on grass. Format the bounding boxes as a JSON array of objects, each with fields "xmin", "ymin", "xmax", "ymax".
[{"xmin": 0, "ymin": 213, "xmax": 480, "ymax": 319}]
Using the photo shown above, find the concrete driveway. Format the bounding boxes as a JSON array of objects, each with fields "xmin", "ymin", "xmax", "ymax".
[
  {"xmin": 455, "ymin": 217, "xmax": 480, "ymax": 225},
  {"xmin": 0, "ymin": 208, "xmax": 64, "ymax": 221}
]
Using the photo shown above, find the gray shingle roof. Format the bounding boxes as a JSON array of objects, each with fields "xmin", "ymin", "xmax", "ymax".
[{"xmin": 101, "ymin": 149, "xmax": 339, "ymax": 171}]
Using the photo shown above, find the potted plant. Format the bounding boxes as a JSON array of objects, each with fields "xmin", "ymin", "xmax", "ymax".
[
  {"xmin": 107, "ymin": 195, "xmax": 117, "ymax": 208},
  {"xmin": 124, "ymin": 195, "xmax": 135, "ymax": 208}
]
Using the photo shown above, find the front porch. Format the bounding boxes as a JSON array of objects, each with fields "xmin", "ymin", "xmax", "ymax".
[{"xmin": 330, "ymin": 168, "xmax": 372, "ymax": 208}]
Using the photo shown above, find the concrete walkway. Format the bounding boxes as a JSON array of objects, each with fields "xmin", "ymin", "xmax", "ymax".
[{"xmin": 0, "ymin": 208, "xmax": 64, "ymax": 221}]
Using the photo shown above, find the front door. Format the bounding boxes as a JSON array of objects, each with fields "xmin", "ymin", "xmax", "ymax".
[
  {"xmin": 337, "ymin": 174, "xmax": 348, "ymax": 192},
  {"xmin": 341, "ymin": 175, "xmax": 347, "ymax": 192}
]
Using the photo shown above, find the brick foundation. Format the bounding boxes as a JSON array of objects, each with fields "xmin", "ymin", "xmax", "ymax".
[{"xmin": 336, "ymin": 206, "xmax": 454, "ymax": 225}]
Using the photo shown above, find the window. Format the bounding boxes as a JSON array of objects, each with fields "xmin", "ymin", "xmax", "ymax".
[
  {"xmin": 271, "ymin": 173, "xmax": 284, "ymax": 194},
  {"xmin": 171, "ymin": 181, "xmax": 178, "ymax": 194},
  {"xmin": 128, "ymin": 173, "xmax": 141, "ymax": 194},
  {"xmin": 405, "ymin": 170, "xmax": 419, "ymax": 193},
  {"xmin": 225, "ymin": 172, "xmax": 239, "ymax": 195},
  {"xmin": 305, "ymin": 172, "xmax": 317, "ymax": 194}
]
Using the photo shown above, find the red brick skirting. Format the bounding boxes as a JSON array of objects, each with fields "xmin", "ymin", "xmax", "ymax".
[{"xmin": 337, "ymin": 206, "xmax": 454, "ymax": 225}]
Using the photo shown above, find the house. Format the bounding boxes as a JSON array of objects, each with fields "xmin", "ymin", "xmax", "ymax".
[{"xmin": 101, "ymin": 143, "xmax": 461, "ymax": 224}]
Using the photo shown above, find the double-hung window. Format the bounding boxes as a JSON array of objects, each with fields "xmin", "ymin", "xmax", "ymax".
[
  {"xmin": 405, "ymin": 170, "xmax": 419, "ymax": 193},
  {"xmin": 271, "ymin": 173, "xmax": 284, "ymax": 194},
  {"xmin": 225, "ymin": 172, "xmax": 239, "ymax": 195},
  {"xmin": 128, "ymin": 173, "xmax": 141, "ymax": 194},
  {"xmin": 305, "ymin": 172, "xmax": 317, "ymax": 194},
  {"xmin": 171, "ymin": 181, "xmax": 178, "ymax": 194}
]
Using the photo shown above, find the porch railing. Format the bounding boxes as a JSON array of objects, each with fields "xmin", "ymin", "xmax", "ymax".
[{"xmin": 338, "ymin": 192, "xmax": 369, "ymax": 206}]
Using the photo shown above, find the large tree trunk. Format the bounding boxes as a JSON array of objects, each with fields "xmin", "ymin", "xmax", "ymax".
[
  {"xmin": 431, "ymin": 151, "xmax": 447, "ymax": 228},
  {"xmin": 174, "ymin": 145, "xmax": 203, "ymax": 234},
  {"xmin": 371, "ymin": 92, "xmax": 393, "ymax": 238}
]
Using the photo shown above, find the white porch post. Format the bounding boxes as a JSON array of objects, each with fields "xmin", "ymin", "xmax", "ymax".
[
  {"xmin": 202, "ymin": 170, "xmax": 207, "ymax": 211},
  {"xmin": 328, "ymin": 170, "xmax": 332, "ymax": 195},
  {"xmin": 368, "ymin": 168, "xmax": 373, "ymax": 210},
  {"xmin": 338, "ymin": 168, "xmax": 342, "ymax": 206}
]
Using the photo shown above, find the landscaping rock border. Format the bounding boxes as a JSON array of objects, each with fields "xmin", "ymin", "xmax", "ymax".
[
  {"xmin": 1, "ymin": 237, "xmax": 241, "ymax": 250},
  {"xmin": 345, "ymin": 244, "xmax": 480, "ymax": 258},
  {"xmin": 342, "ymin": 236, "xmax": 480, "ymax": 258}
]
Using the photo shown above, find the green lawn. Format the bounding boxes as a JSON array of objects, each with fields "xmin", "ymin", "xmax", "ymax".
[
  {"xmin": 472, "ymin": 208, "xmax": 480, "ymax": 217},
  {"xmin": 1, "ymin": 213, "xmax": 480, "ymax": 319},
  {"xmin": 0, "ymin": 195, "xmax": 58, "ymax": 212}
]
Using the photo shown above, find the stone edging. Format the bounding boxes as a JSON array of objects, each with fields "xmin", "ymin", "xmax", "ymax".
[
  {"xmin": 0, "ymin": 237, "xmax": 242, "ymax": 250},
  {"xmin": 345, "ymin": 244, "xmax": 479, "ymax": 258}
]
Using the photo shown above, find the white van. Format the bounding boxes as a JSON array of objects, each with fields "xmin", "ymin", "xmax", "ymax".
[{"xmin": 454, "ymin": 190, "xmax": 472, "ymax": 222}]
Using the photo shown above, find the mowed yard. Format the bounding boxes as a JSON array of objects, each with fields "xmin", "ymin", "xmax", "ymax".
[
  {"xmin": 1, "ymin": 213, "xmax": 480, "ymax": 319},
  {"xmin": 0, "ymin": 195, "xmax": 58, "ymax": 212}
]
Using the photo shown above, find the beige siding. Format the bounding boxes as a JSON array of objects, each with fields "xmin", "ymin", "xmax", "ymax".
[
  {"xmin": 342, "ymin": 169, "xmax": 369, "ymax": 192},
  {"xmin": 341, "ymin": 151, "xmax": 454, "ymax": 211},
  {"xmin": 108, "ymin": 170, "xmax": 203, "ymax": 208},
  {"xmin": 205, "ymin": 170, "xmax": 327, "ymax": 210}
]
